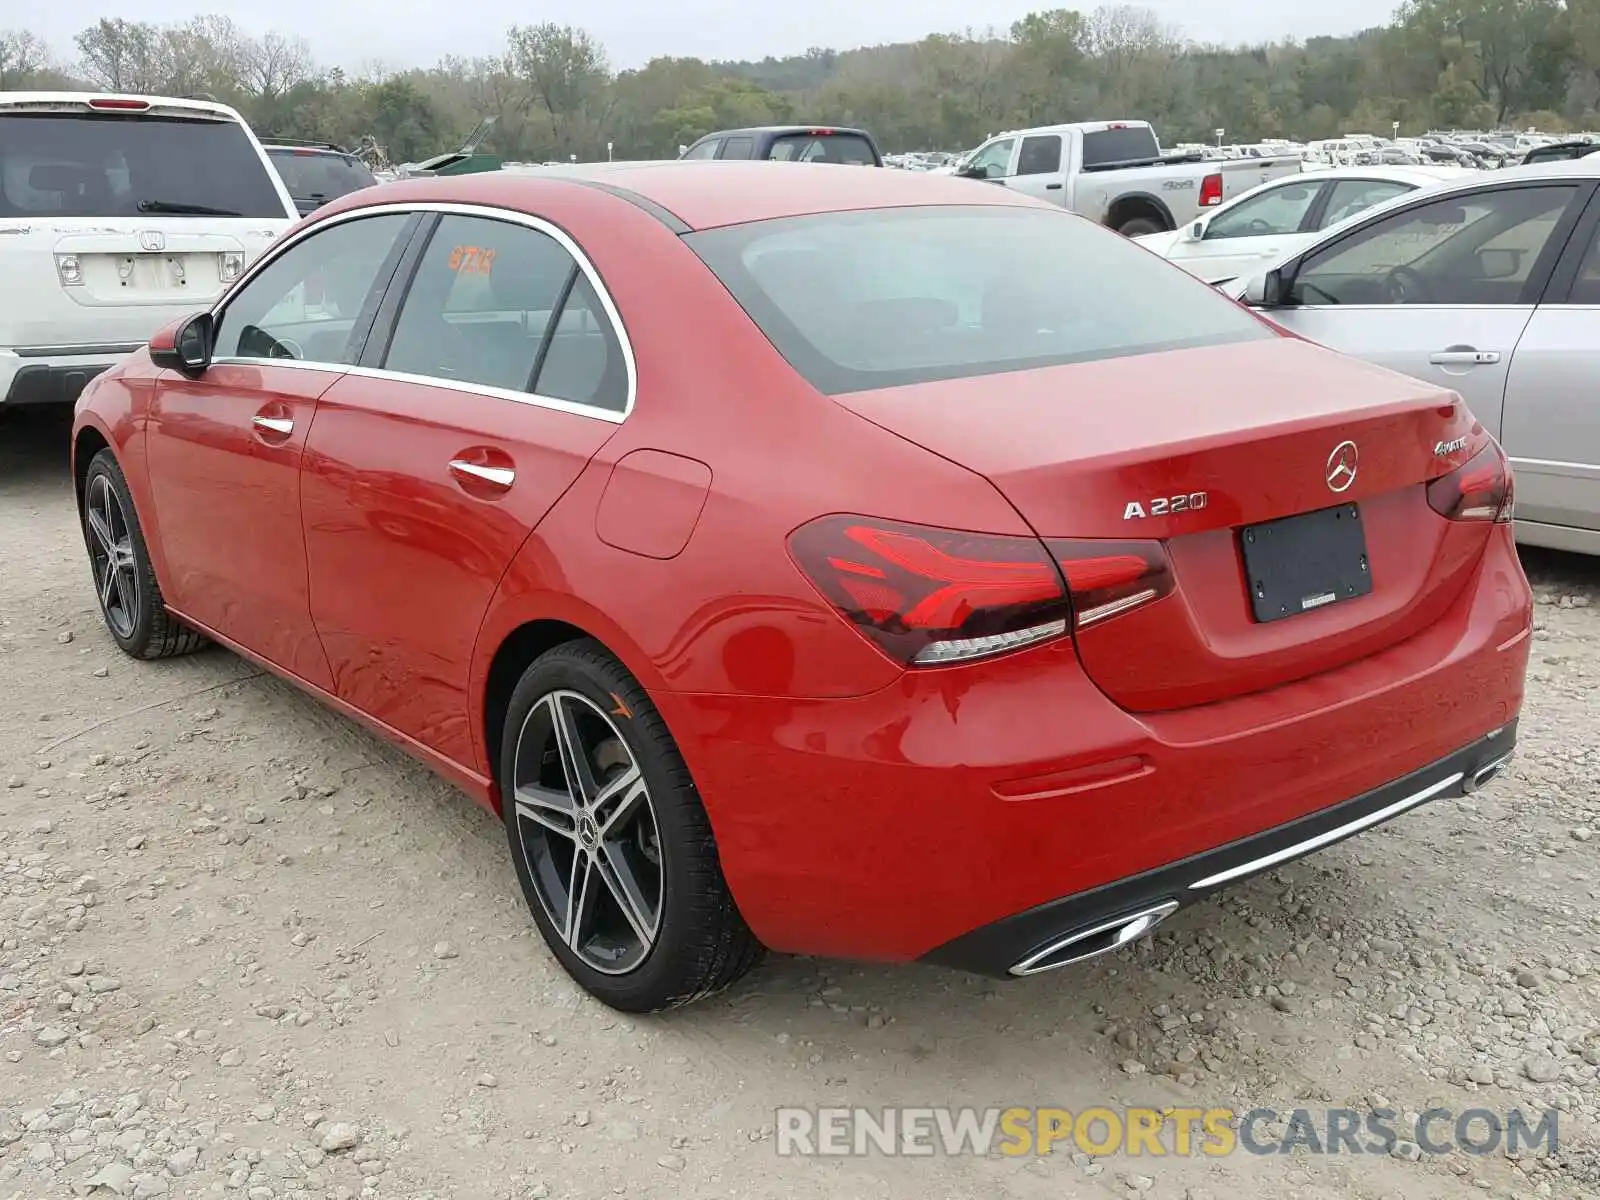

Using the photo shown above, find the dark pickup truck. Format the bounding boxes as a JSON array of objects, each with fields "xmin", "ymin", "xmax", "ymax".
[{"xmin": 679, "ymin": 125, "xmax": 882, "ymax": 166}]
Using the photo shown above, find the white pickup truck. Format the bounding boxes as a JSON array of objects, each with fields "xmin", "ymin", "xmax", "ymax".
[{"xmin": 952, "ymin": 120, "xmax": 1303, "ymax": 236}]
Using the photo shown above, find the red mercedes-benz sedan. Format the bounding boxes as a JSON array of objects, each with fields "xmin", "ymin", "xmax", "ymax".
[{"xmin": 71, "ymin": 162, "xmax": 1531, "ymax": 1012}]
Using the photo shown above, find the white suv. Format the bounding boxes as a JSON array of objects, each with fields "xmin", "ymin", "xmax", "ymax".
[{"xmin": 0, "ymin": 93, "xmax": 297, "ymax": 411}]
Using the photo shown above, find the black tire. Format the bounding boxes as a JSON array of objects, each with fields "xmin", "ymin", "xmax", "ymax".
[
  {"xmin": 1116, "ymin": 216, "xmax": 1166, "ymax": 237},
  {"xmin": 500, "ymin": 638, "xmax": 763, "ymax": 1012},
  {"xmin": 81, "ymin": 449, "xmax": 208, "ymax": 660}
]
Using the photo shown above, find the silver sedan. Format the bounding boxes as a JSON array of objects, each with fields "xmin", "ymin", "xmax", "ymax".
[{"xmin": 1229, "ymin": 159, "xmax": 1600, "ymax": 556}]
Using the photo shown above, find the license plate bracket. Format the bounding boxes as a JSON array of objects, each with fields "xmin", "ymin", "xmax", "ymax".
[{"xmin": 1241, "ymin": 502, "xmax": 1372, "ymax": 623}]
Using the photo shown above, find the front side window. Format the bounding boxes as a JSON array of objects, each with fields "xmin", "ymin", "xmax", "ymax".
[
  {"xmin": 963, "ymin": 139, "xmax": 1015, "ymax": 180},
  {"xmin": 1291, "ymin": 185, "xmax": 1578, "ymax": 306},
  {"xmin": 1319, "ymin": 179, "xmax": 1413, "ymax": 227},
  {"xmin": 382, "ymin": 214, "xmax": 627, "ymax": 409},
  {"xmin": 682, "ymin": 140, "xmax": 720, "ymax": 160},
  {"xmin": 685, "ymin": 205, "xmax": 1272, "ymax": 395},
  {"xmin": 718, "ymin": 136, "xmax": 754, "ymax": 160},
  {"xmin": 212, "ymin": 214, "xmax": 410, "ymax": 363},
  {"xmin": 1204, "ymin": 181, "xmax": 1320, "ymax": 240}
]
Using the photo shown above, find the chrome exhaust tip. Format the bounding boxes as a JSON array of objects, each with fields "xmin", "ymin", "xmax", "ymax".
[
  {"xmin": 1462, "ymin": 752, "xmax": 1513, "ymax": 795},
  {"xmin": 1008, "ymin": 900, "xmax": 1180, "ymax": 977}
]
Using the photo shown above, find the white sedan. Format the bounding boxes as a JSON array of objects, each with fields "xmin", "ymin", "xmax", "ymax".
[{"xmin": 1133, "ymin": 165, "xmax": 1471, "ymax": 285}]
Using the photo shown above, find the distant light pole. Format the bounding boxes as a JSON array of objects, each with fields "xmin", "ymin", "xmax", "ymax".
[
  {"xmin": 607, "ymin": 141, "xmax": 614, "ymax": 162},
  {"xmin": 1392, "ymin": 121, "xmax": 1400, "ymax": 140},
  {"xmin": 1215, "ymin": 128, "xmax": 1225, "ymax": 149}
]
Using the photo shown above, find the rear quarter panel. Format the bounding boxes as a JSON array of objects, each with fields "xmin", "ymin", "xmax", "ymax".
[{"xmin": 467, "ymin": 180, "xmax": 1030, "ymax": 775}]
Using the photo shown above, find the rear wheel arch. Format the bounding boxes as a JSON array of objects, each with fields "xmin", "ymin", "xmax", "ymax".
[
  {"xmin": 1106, "ymin": 194, "xmax": 1175, "ymax": 235},
  {"xmin": 480, "ymin": 612, "xmax": 674, "ymax": 811}
]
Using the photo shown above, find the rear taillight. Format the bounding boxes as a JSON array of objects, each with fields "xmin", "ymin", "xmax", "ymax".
[
  {"xmin": 1426, "ymin": 441, "xmax": 1514, "ymax": 524},
  {"xmin": 1047, "ymin": 539, "xmax": 1176, "ymax": 628},
  {"xmin": 788, "ymin": 515, "xmax": 1071, "ymax": 666},
  {"xmin": 1199, "ymin": 173, "xmax": 1224, "ymax": 207},
  {"xmin": 789, "ymin": 517, "xmax": 1178, "ymax": 666}
]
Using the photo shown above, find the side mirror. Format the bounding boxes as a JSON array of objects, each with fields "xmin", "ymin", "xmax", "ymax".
[
  {"xmin": 149, "ymin": 312, "xmax": 213, "ymax": 377},
  {"xmin": 1239, "ymin": 267, "xmax": 1288, "ymax": 308},
  {"xmin": 1182, "ymin": 218, "xmax": 1206, "ymax": 242},
  {"xmin": 957, "ymin": 163, "xmax": 985, "ymax": 179}
]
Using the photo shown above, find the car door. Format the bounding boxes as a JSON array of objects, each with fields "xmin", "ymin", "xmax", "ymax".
[
  {"xmin": 1497, "ymin": 191, "xmax": 1600, "ymax": 537},
  {"xmin": 145, "ymin": 210, "xmax": 418, "ymax": 687},
  {"xmin": 300, "ymin": 208, "xmax": 628, "ymax": 769},
  {"xmin": 1168, "ymin": 176, "xmax": 1327, "ymax": 283},
  {"xmin": 1257, "ymin": 180, "xmax": 1591, "ymax": 435},
  {"xmin": 1004, "ymin": 134, "xmax": 1064, "ymax": 203}
]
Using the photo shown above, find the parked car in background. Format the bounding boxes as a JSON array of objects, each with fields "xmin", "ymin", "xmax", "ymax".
[
  {"xmin": 72, "ymin": 162, "xmax": 1526, "ymax": 1012},
  {"xmin": 1231, "ymin": 159, "xmax": 1600, "ymax": 556},
  {"xmin": 953, "ymin": 120, "xmax": 1301, "ymax": 235},
  {"xmin": 679, "ymin": 125, "xmax": 882, "ymax": 166},
  {"xmin": 0, "ymin": 92, "xmax": 296, "ymax": 412},
  {"xmin": 1521, "ymin": 140, "xmax": 1600, "ymax": 166},
  {"xmin": 263, "ymin": 139, "xmax": 380, "ymax": 216},
  {"xmin": 1133, "ymin": 165, "xmax": 1466, "ymax": 285}
]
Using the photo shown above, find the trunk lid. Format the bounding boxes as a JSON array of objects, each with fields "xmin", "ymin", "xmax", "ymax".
[
  {"xmin": 0, "ymin": 220, "xmax": 283, "ymax": 349},
  {"xmin": 832, "ymin": 337, "xmax": 1491, "ymax": 711}
]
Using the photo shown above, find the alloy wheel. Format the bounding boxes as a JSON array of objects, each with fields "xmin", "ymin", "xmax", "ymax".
[
  {"xmin": 511, "ymin": 690, "xmax": 664, "ymax": 975},
  {"xmin": 85, "ymin": 474, "xmax": 140, "ymax": 640}
]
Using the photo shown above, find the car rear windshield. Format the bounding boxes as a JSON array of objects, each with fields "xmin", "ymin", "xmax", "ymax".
[
  {"xmin": 1081, "ymin": 125, "xmax": 1161, "ymax": 168},
  {"xmin": 267, "ymin": 148, "xmax": 378, "ymax": 201},
  {"xmin": 0, "ymin": 113, "xmax": 287, "ymax": 219},
  {"xmin": 766, "ymin": 132, "xmax": 878, "ymax": 166},
  {"xmin": 683, "ymin": 205, "xmax": 1272, "ymax": 394}
]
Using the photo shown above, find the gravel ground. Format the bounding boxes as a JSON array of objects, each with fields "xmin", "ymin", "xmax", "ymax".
[{"xmin": 3, "ymin": 405, "xmax": 1599, "ymax": 1200}]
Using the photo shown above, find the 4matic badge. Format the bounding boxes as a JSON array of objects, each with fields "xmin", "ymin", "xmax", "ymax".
[{"xmin": 1434, "ymin": 436, "xmax": 1468, "ymax": 456}]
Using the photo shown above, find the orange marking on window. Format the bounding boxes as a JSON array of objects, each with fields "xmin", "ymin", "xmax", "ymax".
[{"xmin": 448, "ymin": 245, "xmax": 493, "ymax": 274}]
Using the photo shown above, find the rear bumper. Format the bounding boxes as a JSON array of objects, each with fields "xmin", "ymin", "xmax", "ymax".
[
  {"xmin": 656, "ymin": 526, "xmax": 1531, "ymax": 964},
  {"xmin": 921, "ymin": 722, "xmax": 1515, "ymax": 977},
  {"xmin": 1, "ymin": 347, "xmax": 137, "ymax": 408}
]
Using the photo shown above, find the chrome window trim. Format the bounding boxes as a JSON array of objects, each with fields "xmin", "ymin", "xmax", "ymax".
[
  {"xmin": 207, "ymin": 200, "xmax": 637, "ymax": 423},
  {"xmin": 1508, "ymin": 456, "xmax": 1600, "ymax": 480}
]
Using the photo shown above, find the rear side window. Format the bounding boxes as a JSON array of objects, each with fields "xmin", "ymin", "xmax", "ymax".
[
  {"xmin": 266, "ymin": 149, "xmax": 377, "ymax": 202},
  {"xmin": 1016, "ymin": 135, "xmax": 1062, "ymax": 176},
  {"xmin": 383, "ymin": 214, "xmax": 628, "ymax": 410},
  {"xmin": 685, "ymin": 205, "xmax": 1272, "ymax": 394},
  {"xmin": 0, "ymin": 113, "xmax": 287, "ymax": 219},
  {"xmin": 767, "ymin": 133, "xmax": 877, "ymax": 165},
  {"xmin": 1081, "ymin": 126, "xmax": 1160, "ymax": 169}
]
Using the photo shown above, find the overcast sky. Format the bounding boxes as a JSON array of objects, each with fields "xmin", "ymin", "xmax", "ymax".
[{"xmin": 20, "ymin": 0, "xmax": 1403, "ymax": 73}]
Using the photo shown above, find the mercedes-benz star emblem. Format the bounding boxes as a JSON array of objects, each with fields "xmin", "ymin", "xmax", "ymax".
[{"xmin": 1326, "ymin": 440, "xmax": 1358, "ymax": 493}]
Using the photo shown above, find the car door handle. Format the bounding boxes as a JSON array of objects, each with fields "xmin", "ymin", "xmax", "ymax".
[
  {"xmin": 1045, "ymin": 182, "xmax": 1063, "ymax": 190},
  {"xmin": 449, "ymin": 459, "xmax": 515, "ymax": 489},
  {"xmin": 251, "ymin": 414, "xmax": 294, "ymax": 436},
  {"xmin": 1429, "ymin": 350, "xmax": 1500, "ymax": 365}
]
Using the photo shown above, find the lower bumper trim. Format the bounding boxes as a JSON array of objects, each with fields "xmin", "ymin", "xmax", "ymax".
[
  {"xmin": 2, "ymin": 363, "xmax": 112, "ymax": 407},
  {"xmin": 920, "ymin": 721, "xmax": 1517, "ymax": 979}
]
